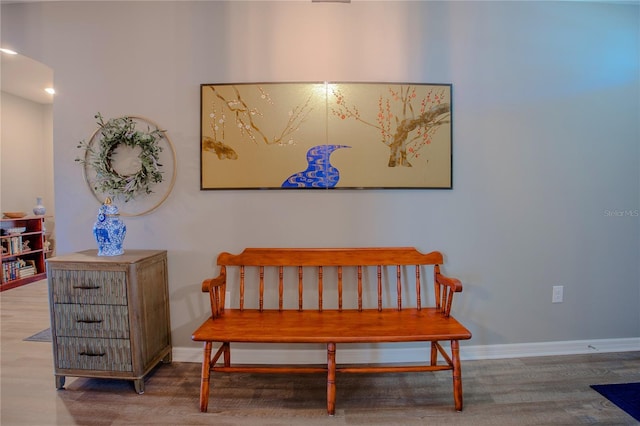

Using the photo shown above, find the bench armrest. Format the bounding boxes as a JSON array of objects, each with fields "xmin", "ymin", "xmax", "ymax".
[
  {"xmin": 202, "ymin": 274, "xmax": 226, "ymax": 293},
  {"xmin": 202, "ymin": 267, "xmax": 227, "ymax": 318},
  {"xmin": 435, "ymin": 272, "xmax": 463, "ymax": 293},
  {"xmin": 434, "ymin": 266, "xmax": 463, "ymax": 317}
]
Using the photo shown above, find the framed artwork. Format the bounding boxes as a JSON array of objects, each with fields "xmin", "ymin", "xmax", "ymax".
[{"xmin": 201, "ymin": 82, "xmax": 452, "ymax": 189}]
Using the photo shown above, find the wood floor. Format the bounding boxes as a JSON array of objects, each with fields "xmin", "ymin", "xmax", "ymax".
[{"xmin": 1, "ymin": 279, "xmax": 639, "ymax": 425}]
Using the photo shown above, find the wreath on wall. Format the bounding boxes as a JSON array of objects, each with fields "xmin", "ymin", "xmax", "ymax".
[{"xmin": 76, "ymin": 113, "xmax": 166, "ymax": 203}]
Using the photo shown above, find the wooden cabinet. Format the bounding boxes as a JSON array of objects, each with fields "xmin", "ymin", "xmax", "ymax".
[
  {"xmin": 46, "ymin": 250, "xmax": 171, "ymax": 393},
  {"xmin": 1, "ymin": 216, "xmax": 49, "ymax": 291}
]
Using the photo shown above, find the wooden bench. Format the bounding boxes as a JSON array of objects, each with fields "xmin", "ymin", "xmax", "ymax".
[{"xmin": 192, "ymin": 247, "xmax": 472, "ymax": 415}]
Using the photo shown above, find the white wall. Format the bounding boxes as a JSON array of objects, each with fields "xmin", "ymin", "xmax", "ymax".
[
  {"xmin": 0, "ymin": 91, "xmax": 54, "ymax": 218},
  {"xmin": 2, "ymin": 1, "xmax": 638, "ymax": 354}
]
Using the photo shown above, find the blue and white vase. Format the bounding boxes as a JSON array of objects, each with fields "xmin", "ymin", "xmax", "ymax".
[
  {"xmin": 93, "ymin": 198, "xmax": 126, "ymax": 256},
  {"xmin": 33, "ymin": 197, "xmax": 46, "ymax": 216}
]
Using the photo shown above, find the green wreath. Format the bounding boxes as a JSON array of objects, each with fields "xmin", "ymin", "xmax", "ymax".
[{"xmin": 76, "ymin": 113, "xmax": 165, "ymax": 202}]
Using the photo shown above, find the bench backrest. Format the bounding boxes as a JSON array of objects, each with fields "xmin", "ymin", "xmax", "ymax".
[{"xmin": 202, "ymin": 247, "xmax": 462, "ymax": 318}]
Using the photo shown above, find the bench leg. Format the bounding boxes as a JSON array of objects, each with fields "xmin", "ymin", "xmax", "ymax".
[
  {"xmin": 430, "ymin": 341, "xmax": 438, "ymax": 366},
  {"xmin": 451, "ymin": 340, "xmax": 463, "ymax": 411},
  {"xmin": 327, "ymin": 342, "xmax": 336, "ymax": 416},
  {"xmin": 223, "ymin": 342, "xmax": 231, "ymax": 367},
  {"xmin": 199, "ymin": 342, "xmax": 213, "ymax": 412}
]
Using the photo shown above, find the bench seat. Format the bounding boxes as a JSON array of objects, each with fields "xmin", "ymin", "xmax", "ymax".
[{"xmin": 193, "ymin": 308, "xmax": 471, "ymax": 343}]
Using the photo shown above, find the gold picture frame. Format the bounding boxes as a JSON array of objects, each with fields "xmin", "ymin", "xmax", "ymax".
[{"xmin": 201, "ymin": 82, "xmax": 452, "ymax": 189}]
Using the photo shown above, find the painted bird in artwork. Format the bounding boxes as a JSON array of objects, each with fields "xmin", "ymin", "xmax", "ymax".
[{"xmin": 282, "ymin": 144, "xmax": 351, "ymax": 188}]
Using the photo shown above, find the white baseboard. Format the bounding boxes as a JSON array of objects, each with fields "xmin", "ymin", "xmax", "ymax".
[
  {"xmin": 173, "ymin": 337, "xmax": 640, "ymax": 364},
  {"xmin": 460, "ymin": 337, "xmax": 640, "ymax": 360}
]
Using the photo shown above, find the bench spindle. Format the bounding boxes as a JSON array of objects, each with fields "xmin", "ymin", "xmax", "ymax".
[
  {"xmin": 239, "ymin": 266, "xmax": 245, "ymax": 310},
  {"xmin": 446, "ymin": 288, "xmax": 454, "ymax": 316},
  {"xmin": 279, "ymin": 266, "xmax": 284, "ymax": 311},
  {"xmin": 440, "ymin": 289, "xmax": 447, "ymax": 314},
  {"xmin": 377, "ymin": 265, "xmax": 382, "ymax": 311},
  {"xmin": 338, "ymin": 266, "xmax": 343, "ymax": 311},
  {"xmin": 396, "ymin": 265, "xmax": 402, "ymax": 310},
  {"xmin": 434, "ymin": 265, "xmax": 441, "ymax": 312},
  {"xmin": 318, "ymin": 266, "xmax": 324, "ymax": 311},
  {"xmin": 357, "ymin": 266, "xmax": 363, "ymax": 311},
  {"xmin": 416, "ymin": 265, "xmax": 422, "ymax": 311},
  {"xmin": 259, "ymin": 266, "xmax": 265, "ymax": 311},
  {"xmin": 298, "ymin": 266, "xmax": 304, "ymax": 311}
]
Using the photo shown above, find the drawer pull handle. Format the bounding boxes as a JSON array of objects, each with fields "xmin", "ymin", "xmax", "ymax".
[
  {"xmin": 77, "ymin": 319, "xmax": 103, "ymax": 324},
  {"xmin": 79, "ymin": 351, "xmax": 105, "ymax": 357},
  {"xmin": 73, "ymin": 285, "xmax": 100, "ymax": 290}
]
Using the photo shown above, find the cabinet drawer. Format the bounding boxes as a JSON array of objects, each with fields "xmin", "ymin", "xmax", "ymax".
[
  {"xmin": 50, "ymin": 269, "xmax": 127, "ymax": 305},
  {"xmin": 54, "ymin": 304, "xmax": 130, "ymax": 339},
  {"xmin": 55, "ymin": 337, "xmax": 132, "ymax": 372}
]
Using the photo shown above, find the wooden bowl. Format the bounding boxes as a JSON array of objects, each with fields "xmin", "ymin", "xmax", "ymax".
[{"xmin": 3, "ymin": 212, "xmax": 27, "ymax": 219}]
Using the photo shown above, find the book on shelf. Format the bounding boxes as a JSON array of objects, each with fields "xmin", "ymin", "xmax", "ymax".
[
  {"xmin": 11, "ymin": 236, "xmax": 23, "ymax": 254},
  {"xmin": 2, "ymin": 258, "xmax": 38, "ymax": 282},
  {"xmin": 17, "ymin": 266, "xmax": 36, "ymax": 278},
  {"xmin": 2, "ymin": 261, "xmax": 18, "ymax": 282},
  {"xmin": 1, "ymin": 235, "xmax": 24, "ymax": 256}
]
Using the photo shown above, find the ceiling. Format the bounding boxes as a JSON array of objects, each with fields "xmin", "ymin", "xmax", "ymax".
[{"xmin": 1, "ymin": 51, "xmax": 54, "ymax": 105}]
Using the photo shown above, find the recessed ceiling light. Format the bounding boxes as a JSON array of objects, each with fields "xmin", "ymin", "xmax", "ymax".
[
  {"xmin": 0, "ymin": 48, "xmax": 18, "ymax": 55},
  {"xmin": 45, "ymin": 88, "xmax": 56, "ymax": 95}
]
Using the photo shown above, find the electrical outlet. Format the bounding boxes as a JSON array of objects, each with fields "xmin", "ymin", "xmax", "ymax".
[{"xmin": 552, "ymin": 285, "xmax": 563, "ymax": 303}]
